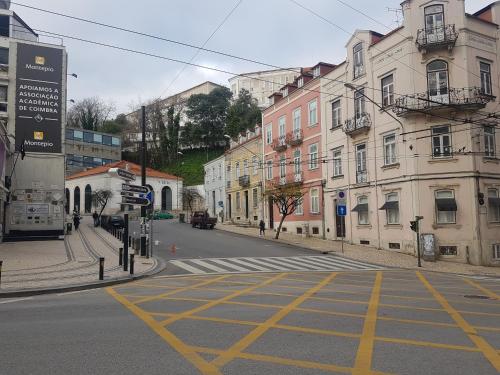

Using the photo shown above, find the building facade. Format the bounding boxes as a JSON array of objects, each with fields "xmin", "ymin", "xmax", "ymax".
[
  {"xmin": 229, "ymin": 69, "xmax": 300, "ymax": 108},
  {"xmin": 321, "ymin": 0, "xmax": 500, "ymax": 266},
  {"xmin": 225, "ymin": 127, "xmax": 263, "ymax": 225},
  {"xmin": 65, "ymin": 127, "xmax": 121, "ymax": 176},
  {"xmin": 263, "ymin": 63, "xmax": 336, "ymax": 237},
  {"xmin": 65, "ymin": 161, "xmax": 182, "ymax": 215},
  {"xmin": 203, "ymin": 155, "xmax": 225, "ymax": 221}
]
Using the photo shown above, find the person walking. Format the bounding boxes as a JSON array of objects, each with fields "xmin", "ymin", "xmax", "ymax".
[
  {"xmin": 73, "ymin": 211, "xmax": 81, "ymax": 231},
  {"xmin": 92, "ymin": 211, "xmax": 99, "ymax": 227},
  {"xmin": 259, "ymin": 219, "xmax": 265, "ymax": 237}
]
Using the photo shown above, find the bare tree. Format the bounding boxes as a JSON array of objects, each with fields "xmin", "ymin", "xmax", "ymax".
[
  {"xmin": 265, "ymin": 183, "xmax": 305, "ymax": 239},
  {"xmin": 91, "ymin": 189, "xmax": 113, "ymax": 218},
  {"xmin": 68, "ymin": 97, "xmax": 116, "ymax": 131},
  {"xmin": 182, "ymin": 188, "xmax": 202, "ymax": 216}
]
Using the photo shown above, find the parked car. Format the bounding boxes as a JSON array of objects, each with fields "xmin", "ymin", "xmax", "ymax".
[
  {"xmin": 101, "ymin": 215, "xmax": 125, "ymax": 230},
  {"xmin": 152, "ymin": 211, "xmax": 174, "ymax": 220},
  {"xmin": 191, "ymin": 211, "xmax": 217, "ymax": 229}
]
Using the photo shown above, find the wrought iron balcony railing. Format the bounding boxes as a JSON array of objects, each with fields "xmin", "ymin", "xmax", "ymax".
[
  {"xmin": 287, "ymin": 129, "xmax": 304, "ymax": 146},
  {"xmin": 294, "ymin": 172, "xmax": 303, "ymax": 183},
  {"xmin": 343, "ymin": 113, "xmax": 371, "ymax": 136},
  {"xmin": 356, "ymin": 170, "xmax": 368, "ymax": 184},
  {"xmin": 393, "ymin": 87, "xmax": 495, "ymax": 117},
  {"xmin": 272, "ymin": 135, "xmax": 287, "ymax": 152},
  {"xmin": 239, "ymin": 175, "xmax": 250, "ymax": 187},
  {"xmin": 416, "ymin": 25, "xmax": 458, "ymax": 52}
]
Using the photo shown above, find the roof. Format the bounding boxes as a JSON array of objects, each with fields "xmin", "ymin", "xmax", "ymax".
[
  {"xmin": 228, "ymin": 68, "xmax": 301, "ymax": 80},
  {"xmin": 66, "ymin": 160, "xmax": 182, "ymax": 181}
]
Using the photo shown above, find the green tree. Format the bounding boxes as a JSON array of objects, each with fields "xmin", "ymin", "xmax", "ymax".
[
  {"xmin": 226, "ymin": 89, "xmax": 262, "ymax": 138},
  {"xmin": 67, "ymin": 97, "xmax": 115, "ymax": 131}
]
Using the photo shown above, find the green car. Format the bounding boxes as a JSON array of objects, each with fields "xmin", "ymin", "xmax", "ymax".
[{"xmin": 152, "ymin": 211, "xmax": 174, "ymax": 220}]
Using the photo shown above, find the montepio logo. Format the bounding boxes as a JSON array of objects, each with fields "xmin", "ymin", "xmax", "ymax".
[
  {"xmin": 33, "ymin": 131, "xmax": 44, "ymax": 140},
  {"xmin": 35, "ymin": 56, "xmax": 45, "ymax": 65}
]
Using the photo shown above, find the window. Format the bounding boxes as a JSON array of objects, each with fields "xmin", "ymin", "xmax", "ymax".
[
  {"xmin": 266, "ymin": 160, "xmax": 273, "ymax": 180},
  {"xmin": 355, "ymin": 196, "xmax": 369, "ymax": 225},
  {"xmin": 93, "ymin": 157, "xmax": 102, "ymax": 166},
  {"xmin": 283, "ymin": 87, "xmax": 289, "ymax": 97},
  {"xmin": 72, "ymin": 155, "xmax": 83, "ymax": 166},
  {"xmin": 236, "ymin": 192, "xmax": 241, "ymax": 210},
  {"xmin": 102, "ymin": 135, "xmax": 112, "ymax": 146},
  {"xmin": 235, "ymin": 162, "xmax": 240, "ymax": 179},
  {"xmin": 354, "ymin": 89, "xmax": 365, "ymax": 120},
  {"xmin": 381, "ymin": 75, "xmax": 394, "ymax": 107},
  {"xmin": 313, "ymin": 66, "xmax": 321, "ymax": 78},
  {"xmin": 427, "ymin": 60, "xmax": 449, "ymax": 103},
  {"xmin": 331, "ymin": 100, "xmax": 341, "ymax": 128},
  {"xmin": 293, "ymin": 149, "xmax": 301, "ymax": 175},
  {"xmin": 212, "ymin": 167, "xmax": 216, "ymax": 181},
  {"xmin": 278, "ymin": 116, "xmax": 286, "ymax": 137},
  {"xmin": 66, "ymin": 129, "xmax": 74, "ymax": 140},
  {"xmin": 309, "ymin": 143, "xmax": 318, "ymax": 169},
  {"xmin": 384, "ymin": 193, "xmax": 400, "ymax": 225},
  {"xmin": 480, "ymin": 62, "xmax": 492, "ymax": 95},
  {"xmin": 83, "ymin": 132, "xmax": 93, "ymax": 143},
  {"xmin": 297, "ymin": 77, "xmax": 304, "ymax": 88},
  {"xmin": 265, "ymin": 124, "xmax": 272, "ymax": 145},
  {"xmin": 0, "ymin": 48, "xmax": 8, "ymax": 65},
  {"xmin": 112, "ymin": 137, "xmax": 120, "ymax": 146},
  {"xmin": 279, "ymin": 155, "xmax": 286, "ymax": 178},
  {"xmin": 333, "ymin": 148, "xmax": 342, "ymax": 177},
  {"xmin": 295, "ymin": 198, "xmax": 303, "ymax": 215},
  {"xmin": 219, "ymin": 164, "xmax": 222, "ymax": 179},
  {"xmin": 73, "ymin": 130, "xmax": 83, "ymax": 140},
  {"xmin": 435, "ymin": 190, "xmax": 457, "ymax": 224},
  {"xmin": 0, "ymin": 85, "xmax": 6, "ymax": 112},
  {"xmin": 293, "ymin": 108, "xmax": 301, "ymax": 132},
  {"xmin": 425, "ymin": 5, "xmax": 445, "ymax": 39},
  {"xmin": 485, "ymin": 126, "xmax": 496, "ymax": 157},
  {"xmin": 83, "ymin": 156, "xmax": 93, "ymax": 167},
  {"xmin": 308, "ymin": 99, "xmax": 317, "ymax": 125},
  {"xmin": 310, "ymin": 188, "xmax": 320, "ymax": 214},
  {"xmin": 493, "ymin": 244, "xmax": 500, "ymax": 260},
  {"xmin": 439, "ymin": 246, "xmax": 457, "ymax": 256},
  {"xmin": 253, "ymin": 188, "xmax": 258, "ymax": 208},
  {"xmin": 243, "ymin": 160, "xmax": 249, "ymax": 176},
  {"xmin": 383, "ymin": 133, "xmax": 397, "ymax": 165},
  {"xmin": 252, "ymin": 156, "xmax": 258, "ymax": 175},
  {"xmin": 432, "ymin": 125, "xmax": 452, "ymax": 157},
  {"xmin": 353, "ymin": 43, "xmax": 364, "ymax": 78},
  {"xmin": 355, "ymin": 143, "xmax": 367, "ymax": 183},
  {"xmin": 93, "ymin": 133, "xmax": 102, "ymax": 144},
  {"xmin": 488, "ymin": 189, "xmax": 500, "ymax": 223}
]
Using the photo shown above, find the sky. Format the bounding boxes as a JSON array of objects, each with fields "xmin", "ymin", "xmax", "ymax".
[{"xmin": 10, "ymin": 0, "xmax": 494, "ymax": 115}]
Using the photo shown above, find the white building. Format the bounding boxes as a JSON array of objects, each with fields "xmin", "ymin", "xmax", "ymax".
[
  {"xmin": 65, "ymin": 161, "xmax": 183, "ymax": 215},
  {"xmin": 203, "ymin": 155, "xmax": 225, "ymax": 221}
]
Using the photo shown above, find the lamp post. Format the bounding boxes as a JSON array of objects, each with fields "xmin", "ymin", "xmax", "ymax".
[{"xmin": 177, "ymin": 151, "xmax": 183, "ymax": 211}]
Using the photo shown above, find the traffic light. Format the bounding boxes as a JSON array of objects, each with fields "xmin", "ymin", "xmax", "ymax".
[
  {"xmin": 478, "ymin": 192, "xmax": 485, "ymax": 206},
  {"xmin": 410, "ymin": 220, "xmax": 418, "ymax": 232}
]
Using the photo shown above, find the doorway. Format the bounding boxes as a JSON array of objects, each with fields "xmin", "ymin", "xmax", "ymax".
[
  {"xmin": 161, "ymin": 186, "xmax": 173, "ymax": 211},
  {"xmin": 268, "ymin": 197, "xmax": 274, "ymax": 229},
  {"xmin": 227, "ymin": 194, "xmax": 232, "ymax": 219},
  {"xmin": 244, "ymin": 191, "xmax": 249, "ymax": 219}
]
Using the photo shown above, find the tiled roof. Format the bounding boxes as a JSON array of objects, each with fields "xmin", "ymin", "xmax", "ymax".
[{"xmin": 66, "ymin": 160, "xmax": 182, "ymax": 181}]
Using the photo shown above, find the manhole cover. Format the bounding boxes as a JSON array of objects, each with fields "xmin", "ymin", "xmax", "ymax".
[{"xmin": 464, "ymin": 295, "xmax": 490, "ymax": 300}]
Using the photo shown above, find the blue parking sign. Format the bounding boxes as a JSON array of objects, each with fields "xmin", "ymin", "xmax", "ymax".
[{"xmin": 337, "ymin": 205, "xmax": 347, "ymax": 216}]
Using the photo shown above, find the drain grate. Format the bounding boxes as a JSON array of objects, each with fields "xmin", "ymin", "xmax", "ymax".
[{"xmin": 464, "ymin": 295, "xmax": 491, "ymax": 300}]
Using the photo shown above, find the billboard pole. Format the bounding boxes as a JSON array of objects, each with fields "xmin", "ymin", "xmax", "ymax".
[{"xmin": 140, "ymin": 105, "xmax": 147, "ymax": 257}]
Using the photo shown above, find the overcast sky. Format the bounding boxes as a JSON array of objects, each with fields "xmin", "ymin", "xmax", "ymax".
[{"xmin": 11, "ymin": 0, "xmax": 493, "ymax": 115}]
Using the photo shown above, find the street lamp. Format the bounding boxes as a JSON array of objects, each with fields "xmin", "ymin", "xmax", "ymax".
[{"xmin": 68, "ymin": 73, "xmax": 78, "ymax": 78}]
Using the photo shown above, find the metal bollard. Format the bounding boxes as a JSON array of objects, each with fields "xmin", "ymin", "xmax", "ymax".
[
  {"xmin": 128, "ymin": 236, "xmax": 132, "ymax": 247},
  {"xmin": 99, "ymin": 257, "xmax": 105, "ymax": 280},
  {"xmin": 129, "ymin": 254, "xmax": 134, "ymax": 275},
  {"xmin": 119, "ymin": 248, "xmax": 123, "ymax": 266},
  {"xmin": 0, "ymin": 260, "xmax": 2, "ymax": 286}
]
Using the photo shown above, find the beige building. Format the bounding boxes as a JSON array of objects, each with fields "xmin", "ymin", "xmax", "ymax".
[
  {"xmin": 225, "ymin": 127, "xmax": 263, "ymax": 225},
  {"xmin": 229, "ymin": 69, "xmax": 300, "ymax": 108},
  {"xmin": 321, "ymin": 0, "xmax": 500, "ymax": 266}
]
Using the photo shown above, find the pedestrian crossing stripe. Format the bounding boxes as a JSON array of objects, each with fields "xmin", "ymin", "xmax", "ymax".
[{"xmin": 169, "ymin": 256, "xmax": 385, "ymax": 275}]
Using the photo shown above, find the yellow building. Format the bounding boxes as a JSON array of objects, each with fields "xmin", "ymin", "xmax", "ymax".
[{"xmin": 225, "ymin": 127, "xmax": 263, "ymax": 226}]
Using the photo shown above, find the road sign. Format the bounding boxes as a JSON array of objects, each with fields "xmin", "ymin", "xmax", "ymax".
[
  {"xmin": 337, "ymin": 205, "xmax": 347, "ymax": 217},
  {"xmin": 122, "ymin": 195, "xmax": 150, "ymax": 206},
  {"xmin": 337, "ymin": 190, "xmax": 347, "ymax": 204},
  {"xmin": 121, "ymin": 184, "xmax": 149, "ymax": 194},
  {"xmin": 109, "ymin": 167, "xmax": 136, "ymax": 181}
]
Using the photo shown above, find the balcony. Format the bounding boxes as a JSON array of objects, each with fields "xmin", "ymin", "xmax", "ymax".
[
  {"xmin": 239, "ymin": 175, "xmax": 250, "ymax": 188},
  {"xmin": 293, "ymin": 172, "xmax": 303, "ymax": 184},
  {"xmin": 272, "ymin": 135, "xmax": 287, "ymax": 152},
  {"xmin": 287, "ymin": 129, "xmax": 303, "ymax": 147},
  {"xmin": 343, "ymin": 113, "xmax": 371, "ymax": 137},
  {"xmin": 393, "ymin": 87, "xmax": 495, "ymax": 117},
  {"xmin": 416, "ymin": 25, "xmax": 458, "ymax": 53},
  {"xmin": 268, "ymin": 173, "xmax": 303, "ymax": 189},
  {"xmin": 356, "ymin": 170, "xmax": 368, "ymax": 184}
]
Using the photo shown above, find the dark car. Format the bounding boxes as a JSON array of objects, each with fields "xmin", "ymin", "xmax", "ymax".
[
  {"xmin": 191, "ymin": 211, "xmax": 217, "ymax": 229},
  {"xmin": 101, "ymin": 215, "xmax": 125, "ymax": 230}
]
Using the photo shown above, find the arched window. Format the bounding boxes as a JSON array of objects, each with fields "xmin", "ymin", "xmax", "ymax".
[
  {"xmin": 427, "ymin": 60, "xmax": 449, "ymax": 103},
  {"xmin": 161, "ymin": 186, "xmax": 172, "ymax": 211},
  {"xmin": 74, "ymin": 187, "xmax": 80, "ymax": 213},
  {"xmin": 84, "ymin": 185, "xmax": 92, "ymax": 213}
]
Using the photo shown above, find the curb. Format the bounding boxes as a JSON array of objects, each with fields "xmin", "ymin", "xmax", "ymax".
[{"xmin": 0, "ymin": 256, "xmax": 167, "ymax": 298}]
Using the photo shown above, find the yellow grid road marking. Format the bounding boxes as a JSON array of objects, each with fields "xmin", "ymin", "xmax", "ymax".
[
  {"xmin": 354, "ymin": 271, "xmax": 382, "ymax": 374},
  {"xmin": 211, "ymin": 273, "xmax": 338, "ymax": 368},
  {"xmin": 417, "ymin": 272, "xmax": 500, "ymax": 372},
  {"xmin": 463, "ymin": 278, "xmax": 500, "ymax": 300},
  {"xmin": 376, "ymin": 336, "xmax": 480, "ymax": 352}
]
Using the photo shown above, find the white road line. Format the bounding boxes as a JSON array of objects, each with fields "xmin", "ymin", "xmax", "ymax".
[
  {"xmin": 273, "ymin": 257, "xmax": 327, "ymax": 270},
  {"xmin": 209, "ymin": 259, "xmax": 251, "ymax": 272},
  {"xmin": 289, "ymin": 256, "xmax": 343, "ymax": 270},
  {"xmin": 297, "ymin": 257, "xmax": 354, "ymax": 270},
  {"xmin": 262, "ymin": 257, "xmax": 311, "ymax": 270},
  {"xmin": 309, "ymin": 256, "xmax": 376, "ymax": 270},
  {"xmin": 170, "ymin": 260, "xmax": 206, "ymax": 274},
  {"xmin": 241, "ymin": 257, "xmax": 289, "ymax": 271},
  {"xmin": 230, "ymin": 258, "xmax": 275, "ymax": 271},
  {"xmin": 0, "ymin": 297, "xmax": 33, "ymax": 304},
  {"xmin": 190, "ymin": 259, "xmax": 227, "ymax": 273}
]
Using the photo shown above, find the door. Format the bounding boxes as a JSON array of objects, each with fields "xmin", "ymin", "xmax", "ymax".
[
  {"xmin": 244, "ymin": 191, "xmax": 249, "ymax": 219},
  {"xmin": 74, "ymin": 187, "xmax": 80, "ymax": 213},
  {"xmin": 228, "ymin": 194, "xmax": 232, "ymax": 219},
  {"xmin": 161, "ymin": 187, "xmax": 172, "ymax": 211},
  {"xmin": 268, "ymin": 197, "xmax": 274, "ymax": 229},
  {"xmin": 212, "ymin": 191, "xmax": 216, "ymax": 217},
  {"xmin": 334, "ymin": 200, "xmax": 346, "ymax": 238},
  {"xmin": 425, "ymin": 5, "xmax": 444, "ymax": 43},
  {"xmin": 427, "ymin": 69, "xmax": 449, "ymax": 104},
  {"xmin": 84, "ymin": 185, "xmax": 92, "ymax": 214}
]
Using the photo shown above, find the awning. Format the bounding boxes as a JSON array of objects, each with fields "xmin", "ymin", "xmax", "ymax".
[
  {"xmin": 436, "ymin": 198, "xmax": 457, "ymax": 211},
  {"xmin": 352, "ymin": 203, "xmax": 368, "ymax": 212},
  {"xmin": 379, "ymin": 201, "xmax": 399, "ymax": 210},
  {"xmin": 489, "ymin": 197, "xmax": 500, "ymax": 207}
]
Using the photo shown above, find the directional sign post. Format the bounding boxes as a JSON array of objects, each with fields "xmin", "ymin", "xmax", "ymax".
[
  {"xmin": 109, "ymin": 167, "xmax": 136, "ymax": 182},
  {"xmin": 121, "ymin": 195, "xmax": 150, "ymax": 207},
  {"xmin": 337, "ymin": 190, "xmax": 347, "ymax": 254},
  {"xmin": 121, "ymin": 184, "xmax": 149, "ymax": 194}
]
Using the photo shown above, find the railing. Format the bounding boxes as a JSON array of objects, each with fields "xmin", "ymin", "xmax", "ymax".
[
  {"xmin": 287, "ymin": 129, "xmax": 304, "ymax": 146},
  {"xmin": 294, "ymin": 172, "xmax": 303, "ymax": 183},
  {"xmin": 416, "ymin": 25, "xmax": 458, "ymax": 51},
  {"xmin": 356, "ymin": 170, "xmax": 368, "ymax": 184},
  {"xmin": 393, "ymin": 87, "xmax": 495, "ymax": 117},
  {"xmin": 272, "ymin": 135, "xmax": 287, "ymax": 152},
  {"xmin": 343, "ymin": 113, "xmax": 371, "ymax": 136},
  {"xmin": 239, "ymin": 175, "xmax": 250, "ymax": 187}
]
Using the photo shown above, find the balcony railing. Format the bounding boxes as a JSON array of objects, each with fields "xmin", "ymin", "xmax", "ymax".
[
  {"xmin": 416, "ymin": 25, "xmax": 458, "ymax": 52},
  {"xmin": 287, "ymin": 129, "xmax": 304, "ymax": 146},
  {"xmin": 356, "ymin": 170, "xmax": 368, "ymax": 184},
  {"xmin": 268, "ymin": 174, "xmax": 304, "ymax": 189},
  {"xmin": 294, "ymin": 172, "xmax": 303, "ymax": 183},
  {"xmin": 343, "ymin": 113, "xmax": 371, "ymax": 136},
  {"xmin": 239, "ymin": 175, "xmax": 250, "ymax": 188},
  {"xmin": 393, "ymin": 87, "xmax": 495, "ymax": 117},
  {"xmin": 272, "ymin": 135, "xmax": 287, "ymax": 152}
]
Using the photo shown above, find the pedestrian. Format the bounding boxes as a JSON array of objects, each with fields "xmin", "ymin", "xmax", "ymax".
[
  {"xmin": 259, "ymin": 219, "xmax": 265, "ymax": 237},
  {"xmin": 73, "ymin": 211, "xmax": 81, "ymax": 231},
  {"xmin": 92, "ymin": 211, "xmax": 99, "ymax": 227}
]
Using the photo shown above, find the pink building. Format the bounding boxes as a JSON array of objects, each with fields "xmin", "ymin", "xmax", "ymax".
[{"xmin": 262, "ymin": 63, "xmax": 336, "ymax": 237}]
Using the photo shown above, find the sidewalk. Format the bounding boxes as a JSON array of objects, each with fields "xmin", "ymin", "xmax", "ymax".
[
  {"xmin": 217, "ymin": 223, "xmax": 500, "ymax": 278},
  {"xmin": 0, "ymin": 217, "xmax": 163, "ymax": 295}
]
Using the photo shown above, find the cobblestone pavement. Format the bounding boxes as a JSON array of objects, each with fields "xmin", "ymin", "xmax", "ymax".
[
  {"xmin": 0, "ymin": 218, "xmax": 158, "ymax": 292},
  {"xmin": 107, "ymin": 270, "xmax": 500, "ymax": 374},
  {"xmin": 217, "ymin": 224, "xmax": 500, "ymax": 278}
]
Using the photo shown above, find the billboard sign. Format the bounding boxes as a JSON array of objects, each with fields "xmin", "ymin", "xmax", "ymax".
[{"xmin": 15, "ymin": 43, "xmax": 64, "ymax": 153}]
